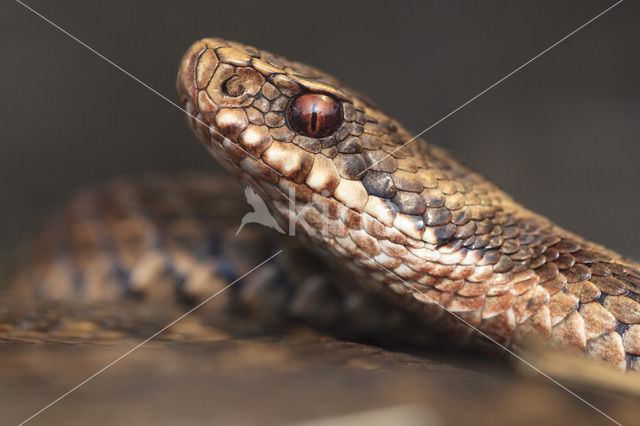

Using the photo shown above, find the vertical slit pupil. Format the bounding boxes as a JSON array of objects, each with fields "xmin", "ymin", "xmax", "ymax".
[
  {"xmin": 310, "ymin": 102, "xmax": 318, "ymax": 133},
  {"xmin": 286, "ymin": 93, "xmax": 342, "ymax": 138}
]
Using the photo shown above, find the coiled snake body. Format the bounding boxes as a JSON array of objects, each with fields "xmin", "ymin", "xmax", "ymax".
[{"xmin": 5, "ymin": 38, "xmax": 640, "ymax": 374}]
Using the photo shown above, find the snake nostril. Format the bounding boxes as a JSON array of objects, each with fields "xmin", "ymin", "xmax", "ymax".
[
  {"xmin": 223, "ymin": 76, "xmax": 246, "ymax": 97},
  {"xmin": 213, "ymin": 67, "xmax": 264, "ymax": 106}
]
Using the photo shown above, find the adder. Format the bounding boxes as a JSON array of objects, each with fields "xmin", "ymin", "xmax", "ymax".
[{"xmin": 5, "ymin": 38, "xmax": 640, "ymax": 374}]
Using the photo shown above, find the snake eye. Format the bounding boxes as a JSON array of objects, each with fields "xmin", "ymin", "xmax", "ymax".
[{"xmin": 286, "ymin": 94, "xmax": 342, "ymax": 138}]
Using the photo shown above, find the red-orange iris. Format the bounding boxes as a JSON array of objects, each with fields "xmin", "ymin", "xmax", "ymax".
[{"xmin": 286, "ymin": 94, "xmax": 342, "ymax": 138}]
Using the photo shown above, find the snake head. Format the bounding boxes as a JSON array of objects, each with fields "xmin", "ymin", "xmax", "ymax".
[
  {"xmin": 177, "ymin": 37, "xmax": 411, "ymax": 191},
  {"xmin": 176, "ymin": 38, "xmax": 433, "ymax": 235},
  {"xmin": 177, "ymin": 38, "xmax": 503, "ymax": 249},
  {"xmin": 178, "ymin": 39, "xmax": 408, "ymax": 178}
]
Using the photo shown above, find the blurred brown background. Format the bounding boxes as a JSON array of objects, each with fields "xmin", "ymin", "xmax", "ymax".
[{"xmin": 1, "ymin": 0, "xmax": 639, "ymax": 277}]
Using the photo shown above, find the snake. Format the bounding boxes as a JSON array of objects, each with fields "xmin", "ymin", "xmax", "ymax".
[{"xmin": 4, "ymin": 37, "xmax": 640, "ymax": 375}]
